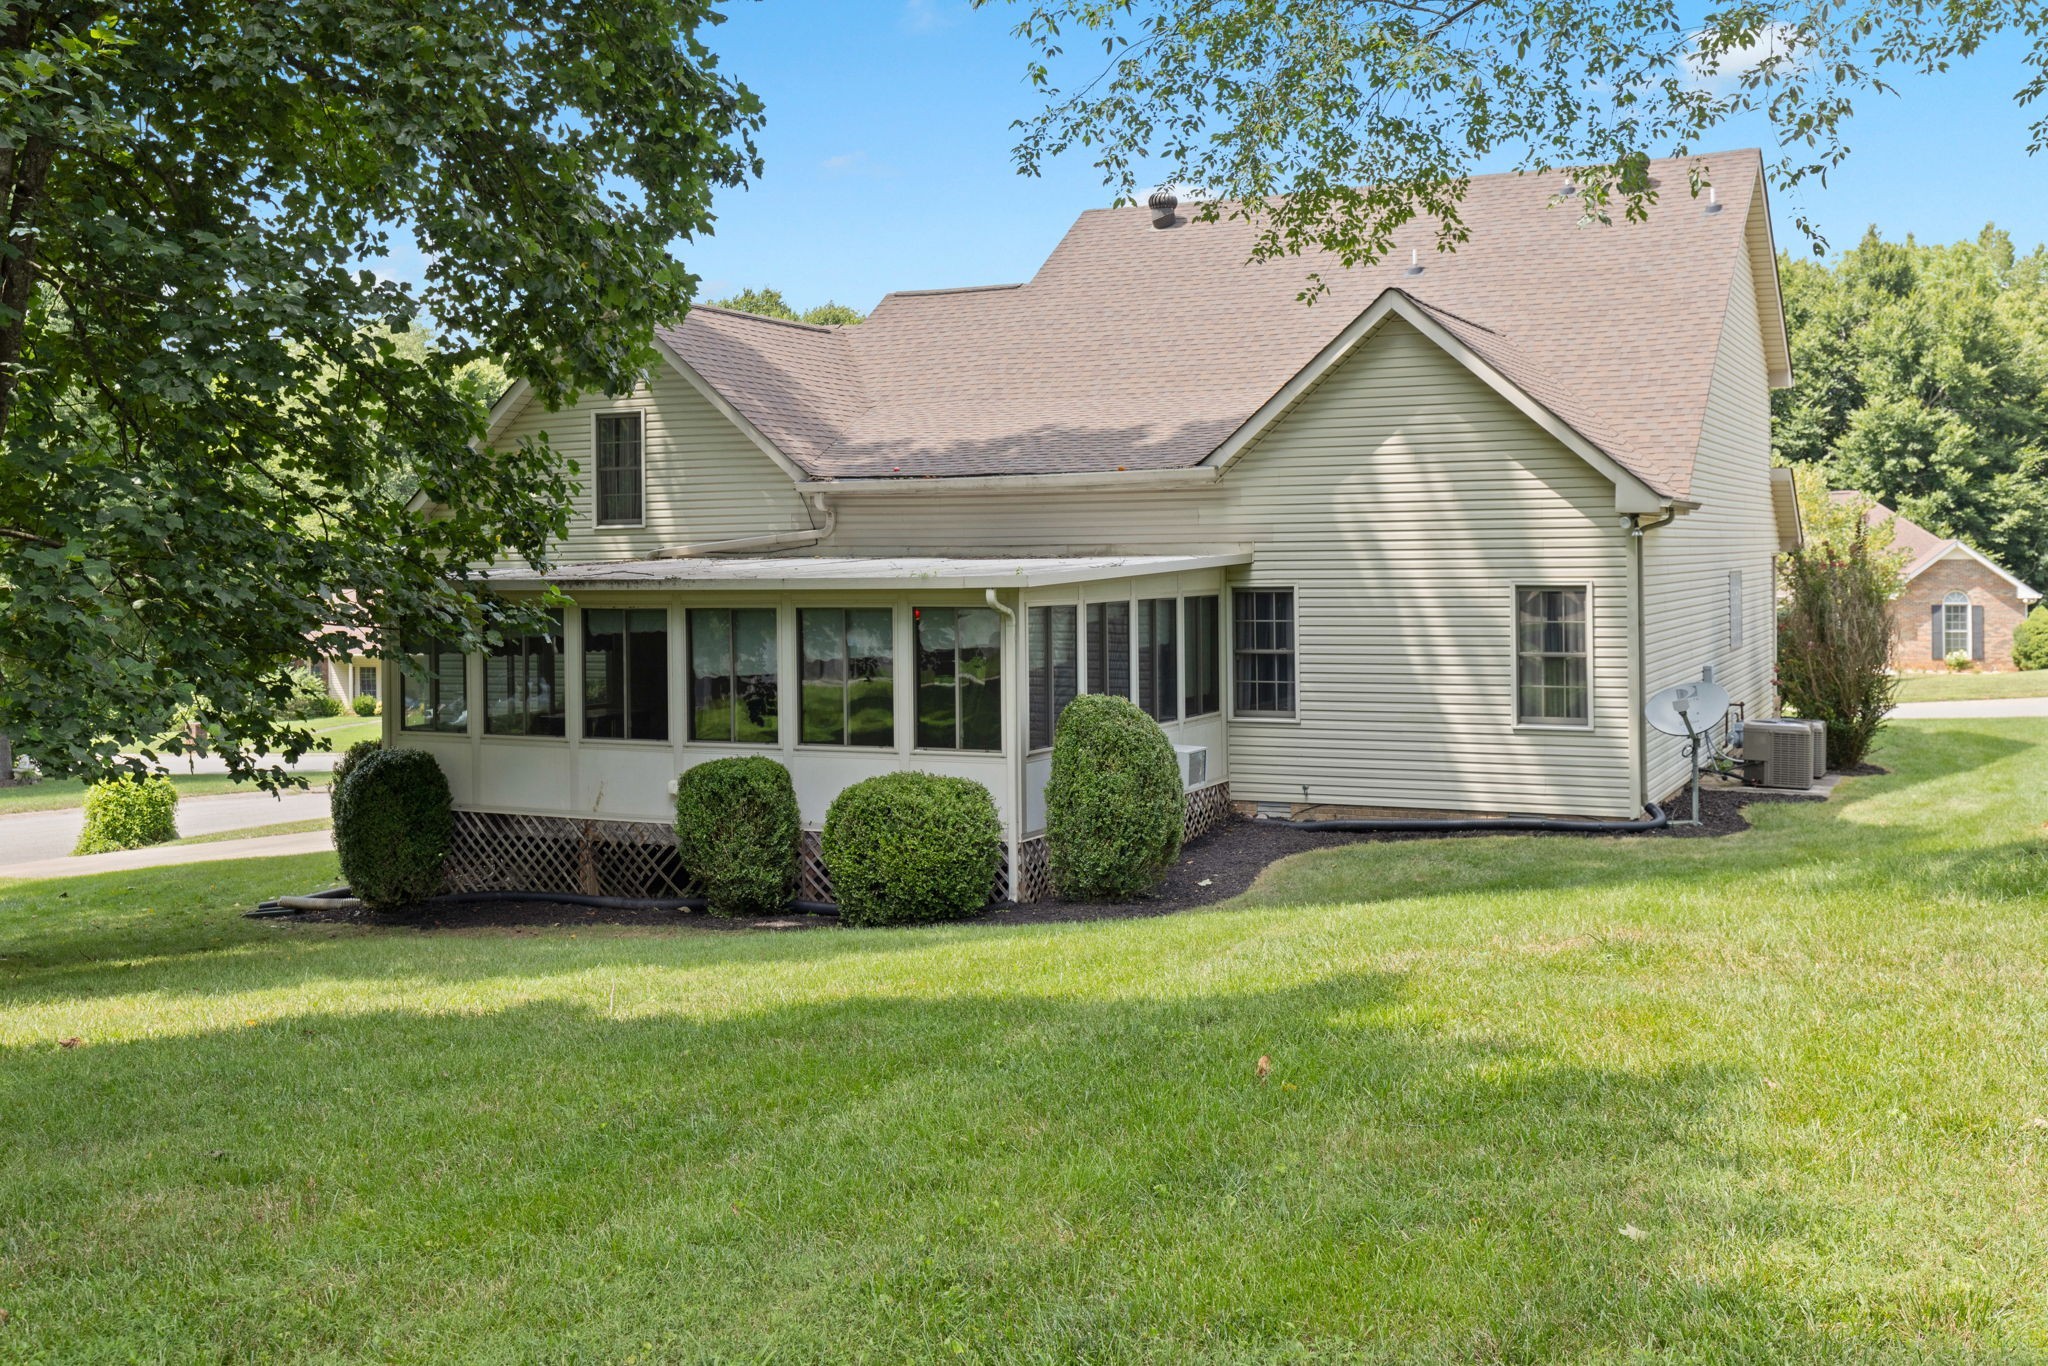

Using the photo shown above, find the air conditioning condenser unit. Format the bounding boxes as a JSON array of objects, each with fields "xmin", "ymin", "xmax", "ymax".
[{"xmin": 1744, "ymin": 720, "xmax": 1814, "ymax": 790}]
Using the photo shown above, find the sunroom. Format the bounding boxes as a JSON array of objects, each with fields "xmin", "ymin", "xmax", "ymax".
[{"xmin": 384, "ymin": 552, "xmax": 1251, "ymax": 902}]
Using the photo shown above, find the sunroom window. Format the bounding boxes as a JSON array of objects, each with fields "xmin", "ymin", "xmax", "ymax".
[
  {"xmin": 582, "ymin": 608, "xmax": 669, "ymax": 742},
  {"xmin": 916, "ymin": 606, "xmax": 1001, "ymax": 751},
  {"xmin": 1028, "ymin": 605, "xmax": 1078, "ymax": 750},
  {"xmin": 799, "ymin": 608, "xmax": 894, "ymax": 747},
  {"xmin": 1137, "ymin": 597, "xmax": 1178, "ymax": 722},
  {"xmin": 1085, "ymin": 601, "xmax": 1130, "ymax": 699},
  {"xmin": 401, "ymin": 636, "xmax": 468, "ymax": 733},
  {"xmin": 484, "ymin": 611, "xmax": 567, "ymax": 736},
  {"xmin": 689, "ymin": 608, "xmax": 778, "ymax": 744}
]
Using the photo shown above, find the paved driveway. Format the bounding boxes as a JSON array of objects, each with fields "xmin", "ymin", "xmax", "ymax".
[
  {"xmin": 1890, "ymin": 697, "xmax": 2048, "ymax": 721},
  {"xmin": 0, "ymin": 788, "xmax": 330, "ymax": 871}
]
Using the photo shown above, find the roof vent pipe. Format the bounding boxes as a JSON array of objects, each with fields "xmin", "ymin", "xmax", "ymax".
[
  {"xmin": 1148, "ymin": 190, "xmax": 1178, "ymax": 228},
  {"xmin": 1406, "ymin": 248, "xmax": 1423, "ymax": 277},
  {"xmin": 1705, "ymin": 185, "xmax": 1722, "ymax": 214}
]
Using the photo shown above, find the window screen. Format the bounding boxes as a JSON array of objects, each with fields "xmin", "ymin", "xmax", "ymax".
[{"xmin": 1232, "ymin": 589, "xmax": 1295, "ymax": 716}]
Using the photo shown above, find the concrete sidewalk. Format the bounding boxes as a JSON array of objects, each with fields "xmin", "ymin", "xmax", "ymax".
[
  {"xmin": 1890, "ymin": 697, "xmax": 2048, "ymax": 720},
  {"xmin": 0, "ymin": 829, "xmax": 334, "ymax": 882}
]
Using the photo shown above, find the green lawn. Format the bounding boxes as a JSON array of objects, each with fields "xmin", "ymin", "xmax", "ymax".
[
  {"xmin": 0, "ymin": 769, "xmax": 333, "ymax": 816},
  {"xmin": 3, "ymin": 721, "xmax": 2047, "ymax": 1360},
  {"xmin": 1896, "ymin": 669, "xmax": 2048, "ymax": 702}
]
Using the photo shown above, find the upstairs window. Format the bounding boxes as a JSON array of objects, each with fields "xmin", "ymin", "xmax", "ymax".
[
  {"xmin": 916, "ymin": 606, "xmax": 1001, "ymax": 751},
  {"xmin": 1028, "ymin": 605, "xmax": 1078, "ymax": 750},
  {"xmin": 689, "ymin": 608, "xmax": 779, "ymax": 744},
  {"xmin": 1515, "ymin": 587, "xmax": 1590, "ymax": 726},
  {"xmin": 1085, "ymin": 601, "xmax": 1131, "ymax": 699},
  {"xmin": 799, "ymin": 608, "xmax": 894, "ymax": 747},
  {"xmin": 1137, "ymin": 597, "xmax": 1178, "ymax": 722},
  {"xmin": 1232, "ymin": 589, "xmax": 1296, "ymax": 717},
  {"xmin": 594, "ymin": 411, "xmax": 644, "ymax": 527},
  {"xmin": 485, "ymin": 611, "xmax": 568, "ymax": 736},
  {"xmin": 1183, "ymin": 595, "xmax": 1221, "ymax": 718},
  {"xmin": 583, "ymin": 608, "xmax": 669, "ymax": 742}
]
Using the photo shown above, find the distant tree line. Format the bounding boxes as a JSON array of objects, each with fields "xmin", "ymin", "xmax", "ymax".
[
  {"xmin": 711, "ymin": 288, "xmax": 863, "ymax": 327},
  {"xmin": 1774, "ymin": 226, "xmax": 2048, "ymax": 591}
]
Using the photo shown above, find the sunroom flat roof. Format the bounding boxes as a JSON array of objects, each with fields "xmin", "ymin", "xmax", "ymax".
[{"xmin": 482, "ymin": 550, "xmax": 1252, "ymax": 593}]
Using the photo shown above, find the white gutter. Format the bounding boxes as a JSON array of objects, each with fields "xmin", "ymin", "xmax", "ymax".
[
  {"xmin": 792, "ymin": 467, "xmax": 1223, "ymax": 497},
  {"xmin": 654, "ymin": 493, "xmax": 836, "ymax": 559}
]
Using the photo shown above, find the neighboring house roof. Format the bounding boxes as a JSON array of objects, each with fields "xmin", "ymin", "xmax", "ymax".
[
  {"xmin": 651, "ymin": 149, "xmax": 1787, "ymax": 501},
  {"xmin": 1831, "ymin": 491, "xmax": 2043, "ymax": 601}
]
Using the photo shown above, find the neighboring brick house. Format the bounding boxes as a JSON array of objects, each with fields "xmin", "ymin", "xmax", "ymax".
[{"xmin": 1834, "ymin": 493, "xmax": 2042, "ymax": 671}]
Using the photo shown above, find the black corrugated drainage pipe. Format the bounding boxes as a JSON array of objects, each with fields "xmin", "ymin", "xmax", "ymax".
[
  {"xmin": 1266, "ymin": 802, "xmax": 1668, "ymax": 835},
  {"xmin": 250, "ymin": 889, "xmax": 842, "ymax": 918}
]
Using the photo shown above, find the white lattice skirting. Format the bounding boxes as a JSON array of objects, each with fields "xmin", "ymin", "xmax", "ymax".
[{"xmin": 444, "ymin": 783, "xmax": 1230, "ymax": 905}]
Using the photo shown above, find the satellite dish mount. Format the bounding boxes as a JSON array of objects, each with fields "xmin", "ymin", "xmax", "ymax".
[{"xmin": 1643, "ymin": 674, "xmax": 1735, "ymax": 826}]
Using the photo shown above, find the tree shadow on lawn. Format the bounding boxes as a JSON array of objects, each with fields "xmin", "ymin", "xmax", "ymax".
[{"xmin": 1, "ymin": 973, "xmax": 1911, "ymax": 1362}]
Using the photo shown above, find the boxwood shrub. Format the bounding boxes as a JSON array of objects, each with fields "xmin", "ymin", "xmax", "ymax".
[
  {"xmin": 821, "ymin": 772, "xmax": 1001, "ymax": 926},
  {"xmin": 1044, "ymin": 693, "xmax": 1184, "ymax": 901},
  {"xmin": 674, "ymin": 756, "xmax": 800, "ymax": 916},
  {"xmin": 332, "ymin": 747, "xmax": 453, "ymax": 910},
  {"xmin": 2016, "ymin": 605, "xmax": 2048, "ymax": 671},
  {"xmin": 73, "ymin": 773, "xmax": 179, "ymax": 854},
  {"xmin": 331, "ymin": 739, "xmax": 382, "ymax": 793}
]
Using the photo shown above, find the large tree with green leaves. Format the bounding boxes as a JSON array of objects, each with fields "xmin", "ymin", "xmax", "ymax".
[
  {"xmin": 711, "ymin": 286, "xmax": 863, "ymax": 326},
  {"xmin": 987, "ymin": 2, "xmax": 2048, "ymax": 285},
  {"xmin": 1774, "ymin": 226, "xmax": 2048, "ymax": 591},
  {"xmin": 0, "ymin": 0, "xmax": 761, "ymax": 785}
]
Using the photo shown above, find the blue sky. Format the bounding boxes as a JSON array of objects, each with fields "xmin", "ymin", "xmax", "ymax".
[{"xmin": 385, "ymin": 3, "xmax": 2048, "ymax": 313}]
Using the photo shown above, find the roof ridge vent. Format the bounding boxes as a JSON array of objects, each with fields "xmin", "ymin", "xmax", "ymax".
[{"xmin": 1149, "ymin": 190, "xmax": 1178, "ymax": 229}]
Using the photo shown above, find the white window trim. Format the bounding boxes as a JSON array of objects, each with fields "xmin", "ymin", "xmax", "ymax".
[
  {"xmin": 591, "ymin": 407, "xmax": 647, "ymax": 530},
  {"xmin": 1226, "ymin": 584, "xmax": 1301, "ymax": 724},
  {"xmin": 1510, "ymin": 583, "xmax": 1597, "ymax": 733},
  {"xmin": 1941, "ymin": 591, "xmax": 1973, "ymax": 658}
]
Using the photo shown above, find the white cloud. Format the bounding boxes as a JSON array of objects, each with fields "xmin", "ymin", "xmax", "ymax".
[
  {"xmin": 1684, "ymin": 22, "xmax": 1804, "ymax": 94},
  {"xmin": 819, "ymin": 150, "xmax": 900, "ymax": 180},
  {"xmin": 899, "ymin": 0, "xmax": 964, "ymax": 34}
]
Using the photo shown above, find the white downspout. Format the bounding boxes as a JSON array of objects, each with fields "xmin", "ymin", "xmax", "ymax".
[
  {"xmin": 984, "ymin": 587, "xmax": 1022, "ymax": 901},
  {"xmin": 654, "ymin": 492, "xmax": 835, "ymax": 559}
]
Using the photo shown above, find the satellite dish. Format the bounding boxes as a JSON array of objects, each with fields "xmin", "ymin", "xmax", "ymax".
[{"xmin": 1645, "ymin": 679, "xmax": 1731, "ymax": 737}]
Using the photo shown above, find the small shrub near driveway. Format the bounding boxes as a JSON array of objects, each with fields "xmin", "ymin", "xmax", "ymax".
[
  {"xmin": 674, "ymin": 756, "xmax": 800, "ymax": 916},
  {"xmin": 351, "ymin": 692, "xmax": 380, "ymax": 716},
  {"xmin": 1045, "ymin": 693, "xmax": 1184, "ymax": 901},
  {"xmin": 73, "ymin": 773, "xmax": 178, "ymax": 854},
  {"xmin": 822, "ymin": 772, "xmax": 1001, "ymax": 927},
  {"xmin": 2016, "ymin": 606, "xmax": 2048, "ymax": 671},
  {"xmin": 332, "ymin": 748, "xmax": 452, "ymax": 910}
]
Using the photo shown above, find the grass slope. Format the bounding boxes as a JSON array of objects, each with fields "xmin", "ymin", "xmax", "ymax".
[
  {"xmin": 2, "ymin": 721, "xmax": 2046, "ymax": 1361},
  {"xmin": 1896, "ymin": 670, "xmax": 2048, "ymax": 702}
]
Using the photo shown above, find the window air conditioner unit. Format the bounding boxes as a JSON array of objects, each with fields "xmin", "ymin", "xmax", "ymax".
[
  {"xmin": 1173, "ymin": 744, "xmax": 1208, "ymax": 790},
  {"xmin": 1744, "ymin": 720, "xmax": 1814, "ymax": 790},
  {"xmin": 1797, "ymin": 718, "xmax": 1827, "ymax": 778}
]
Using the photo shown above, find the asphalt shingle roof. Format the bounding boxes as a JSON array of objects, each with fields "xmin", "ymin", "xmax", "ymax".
[{"xmin": 659, "ymin": 151, "xmax": 1780, "ymax": 500}]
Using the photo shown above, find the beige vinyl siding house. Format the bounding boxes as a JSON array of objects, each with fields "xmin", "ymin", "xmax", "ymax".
[{"xmin": 398, "ymin": 150, "xmax": 1800, "ymax": 901}]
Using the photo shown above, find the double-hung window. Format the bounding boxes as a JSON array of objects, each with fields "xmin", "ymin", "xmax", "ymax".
[
  {"xmin": 485, "ymin": 611, "xmax": 568, "ymax": 736},
  {"xmin": 1515, "ymin": 587, "xmax": 1590, "ymax": 726},
  {"xmin": 800, "ymin": 608, "xmax": 894, "ymax": 747},
  {"xmin": 1183, "ymin": 595, "xmax": 1221, "ymax": 718},
  {"xmin": 1085, "ymin": 601, "xmax": 1130, "ymax": 698},
  {"xmin": 689, "ymin": 608, "xmax": 779, "ymax": 743},
  {"xmin": 916, "ymin": 606, "xmax": 1001, "ymax": 751},
  {"xmin": 583, "ymin": 608, "xmax": 669, "ymax": 742},
  {"xmin": 1232, "ymin": 589, "xmax": 1296, "ymax": 717},
  {"xmin": 401, "ymin": 636, "xmax": 468, "ymax": 733},
  {"xmin": 1942, "ymin": 591, "xmax": 1973, "ymax": 657},
  {"xmin": 1137, "ymin": 597, "xmax": 1178, "ymax": 722},
  {"xmin": 1028, "ymin": 605, "xmax": 1078, "ymax": 750},
  {"xmin": 594, "ymin": 412, "xmax": 644, "ymax": 527}
]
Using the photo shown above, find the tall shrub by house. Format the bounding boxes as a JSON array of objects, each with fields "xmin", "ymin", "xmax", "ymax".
[
  {"xmin": 1778, "ymin": 520, "xmax": 1900, "ymax": 768},
  {"xmin": 821, "ymin": 772, "xmax": 1001, "ymax": 926},
  {"xmin": 1044, "ymin": 693, "xmax": 1184, "ymax": 901},
  {"xmin": 73, "ymin": 773, "xmax": 178, "ymax": 854},
  {"xmin": 673, "ymin": 756, "xmax": 800, "ymax": 916},
  {"xmin": 332, "ymin": 748, "xmax": 452, "ymax": 909},
  {"xmin": 2016, "ymin": 605, "xmax": 2048, "ymax": 671}
]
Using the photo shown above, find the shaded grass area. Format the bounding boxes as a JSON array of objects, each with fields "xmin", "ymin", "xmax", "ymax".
[
  {"xmin": 0, "ymin": 769, "xmax": 333, "ymax": 816},
  {"xmin": 1896, "ymin": 669, "xmax": 2048, "ymax": 702},
  {"xmin": 2, "ymin": 722, "xmax": 2047, "ymax": 1360}
]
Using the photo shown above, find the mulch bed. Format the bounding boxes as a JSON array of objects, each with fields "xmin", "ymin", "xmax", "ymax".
[{"xmin": 275, "ymin": 768, "xmax": 1885, "ymax": 935}]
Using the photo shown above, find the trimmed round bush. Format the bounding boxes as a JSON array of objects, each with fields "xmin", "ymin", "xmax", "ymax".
[
  {"xmin": 674, "ymin": 756, "xmax": 800, "ymax": 916},
  {"xmin": 2016, "ymin": 605, "xmax": 2048, "ymax": 671},
  {"xmin": 822, "ymin": 772, "xmax": 1001, "ymax": 927},
  {"xmin": 1044, "ymin": 693, "xmax": 1184, "ymax": 901},
  {"xmin": 331, "ymin": 739, "xmax": 382, "ymax": 794},
  {"xmin": 332, "ymin": 748, "xmax": 453, "ymax": 909},
  {"xmin": 351, "ymin": 692, "xmax": 380, "ymax": 717},
  {"xmin": 73, "ymin": 773, "xmax": 178, "ymax": 854}
]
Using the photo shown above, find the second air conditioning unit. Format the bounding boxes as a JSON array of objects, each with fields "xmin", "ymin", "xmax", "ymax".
[
  {"xmin": 1173, "ymin": 744, "xmax": 1209, "ymax": 790},
  {"xmin": 1797, "ymin": 718, "xmax": 1828, "ymax": 778},
  {"xmin": 1744, "ymin": 719, "xmax": 1815, "ymax": 790}
]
